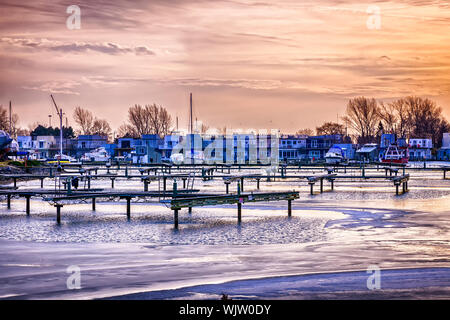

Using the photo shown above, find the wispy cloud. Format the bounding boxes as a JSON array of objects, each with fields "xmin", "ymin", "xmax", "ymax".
[{"xmin": 0, "ymin": 37, "xmax": 155, "ymax": 55}]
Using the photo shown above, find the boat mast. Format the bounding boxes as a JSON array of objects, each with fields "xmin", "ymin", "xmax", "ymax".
[{"xmin": 189, "ymin": 93, "xmax": 193, "ymax": 134}]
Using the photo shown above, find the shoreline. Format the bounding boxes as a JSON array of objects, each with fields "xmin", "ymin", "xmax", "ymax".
[{"xmin": 104, "ymin": 267, "xmax": 450, "ymax": 300}]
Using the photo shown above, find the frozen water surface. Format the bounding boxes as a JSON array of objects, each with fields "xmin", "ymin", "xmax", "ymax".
[{"xmin": 0, "ymin": 164, "xmax": 449, "ymax": 299}]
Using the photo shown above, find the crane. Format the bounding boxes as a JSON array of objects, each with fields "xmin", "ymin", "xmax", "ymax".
[{"xmin": 50, "ymin": 94, "xmax": 63, "ymax": 161}]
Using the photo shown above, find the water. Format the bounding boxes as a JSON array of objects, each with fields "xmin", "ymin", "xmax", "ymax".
[{"xmin": 0, "ymin": 166, "xmax": 449, "ymax": 245}]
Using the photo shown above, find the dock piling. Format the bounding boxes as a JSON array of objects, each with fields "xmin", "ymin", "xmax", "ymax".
[
  {"xmin": 288, "ymin": 199, "xmax": 292, "ymax": 217},
  {"xmin": 174, "ymin": 209, "xmax": 179, "ymax": 229},
  {"xmin": 237, "ymin": 202, "xmax": 242, "ymax": 223},
  {"xmin": 126, "ymin": 197, "xmax": 131, "ymax": 220},
  {"xmin": 92, "ymin": 197, "xmax": 96, "ymax": 211},
  {"xmin": 25, "ymin": 195, "xmax": 30, "ymax": 215}
]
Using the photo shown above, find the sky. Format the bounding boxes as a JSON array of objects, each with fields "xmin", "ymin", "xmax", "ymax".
[{"xmin": 1, "ymin": 0, "xmax": 450, "ymax": 135}]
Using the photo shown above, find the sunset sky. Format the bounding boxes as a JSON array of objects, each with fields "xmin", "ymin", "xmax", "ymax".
[{"xmin": 1, "ymin": 0, "xmax": 450, "ymax": 134}]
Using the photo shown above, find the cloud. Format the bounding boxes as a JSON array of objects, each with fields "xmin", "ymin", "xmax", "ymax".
[
  {"xmin": 22, "ymin": 80, "xmax": 82, "ymax": 95},
  {"xmin": 0, "ymin": 37, "xmax": 155, "ymax": 56}
]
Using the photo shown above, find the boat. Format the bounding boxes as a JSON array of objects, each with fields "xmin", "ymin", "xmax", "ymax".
[
  {"xmin": 381, "ymin": 143, "xmax": 409, "ymax": 164},
  {"xmin": 325, "ymin": 146, "xmax": 345, "ymax": 164},
  {"xmin": 47, "ymin": 154, "xmax": 78, "ymax": 164},
  {"xmin": 81, "ymin": 147, "xmax": 110, "ymax": 162},
  {"xmin": 170, "ymin": 150, "xmax": 204, "ymax": 164}
]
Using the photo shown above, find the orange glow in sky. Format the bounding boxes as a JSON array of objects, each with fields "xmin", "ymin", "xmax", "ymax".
[{"xmin": 1, "ymin": 0, "xmax": 450, "ymax": 133}]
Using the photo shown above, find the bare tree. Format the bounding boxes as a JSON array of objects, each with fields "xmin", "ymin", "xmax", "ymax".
[
  {"xmin": 378, "ymin": 102, "xmax": 398, "ymax": 134},
  {"xmin": 121, "ymin": 104, "xmax": 173, "ymax": 138},
  {"xmin": 316, "ymin": 122, "xmax": 345, "ymax": 136},
  {"xmin": 342, "ymin": 97, "xmax": 380, "ymax": 144},
  {"xmin": 73, "ymin": 107, "xmax": 112, "ymax": 140},
  {"xmin": 404, "ymin": 96, "xmax": 446, "ymax": 144},
  {"xmin": 91, "ymin": 119, "xmax": 111, "ymax": 137},
  {"xmin": 295, "ymin": 128, "xmax": 314, "ymax": 136},
  {"xmin": 73, "ymin": 107, "xmax": 94, "ymax": 135},
  {"xmin": 0, "ymin": 105, "xmax": 8, "ymax": 131}
]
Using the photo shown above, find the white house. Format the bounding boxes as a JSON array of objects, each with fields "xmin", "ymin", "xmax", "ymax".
[
  {"xmin": 409, "ymin": 138, "xmax": 433, "ymax": 160},
  {"xmin": 17, "ymin": 136, "xmax": 33, "ymax": 150}
]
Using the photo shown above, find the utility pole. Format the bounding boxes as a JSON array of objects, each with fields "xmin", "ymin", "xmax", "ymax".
[
  {"xmin": 9, "ymin": 101, "xmax": 12, "ymax": 136},
  {"xmin": 50, "ymin": 94, "xmax": 63, "ymax": 159}
]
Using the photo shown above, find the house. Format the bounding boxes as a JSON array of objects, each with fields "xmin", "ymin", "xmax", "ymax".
[
  {"xmin": 76, "ymin": 135, "xmax": 108, "ymax": 157},
  {"xmin": 279, "ymin": 135, "xmax": 307, "ymax": 161},
  {"xmin": 303, "ymin": 135, "xmax": 342, "ymax": 161},
  {"xmin": 31, "ymin": 136, "xmax": 57, "ymax": 159},
  {"xmin": 437, "ymin": 133, "xmax": 450, "ymax": 161},
  {"xmin": 160, "ymin": 135, "xmax": 183, "ymax": 162},
  {"xmin": 355, "ymin": 143, "xmax": 379, "ymax": 161},
  {"xmin": 17, "ymin": 136, "xmax": 33, "ymax": 150},
  {"xmin": 133, "ymin": 134, "xmax": 162, "ymax": 164},
  {"xmin": 409, "ymin": 138, "xmax": 433, "ymax": 160}
]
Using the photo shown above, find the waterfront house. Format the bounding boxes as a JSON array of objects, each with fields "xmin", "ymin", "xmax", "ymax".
[
  {"xmin": 409, "ymin": 138, "xmax": 433, "ymax": 160},
  {"xmin": 76, "ymin": 135, "xmax": 108, "ymax": 158},
  {"xmin": 304, "ymin": 135, "xmax": 342, "ymax": 161},
  {"xmin": 437, "ymin": 133, "xmax": 450, "ymax": 160},
  {"xmin": 160, "ymin": 134, "xmax": 183, "ymax": 162},
  {"xmin": 279, "ymin": 135, "xmax": 307, "ymax": 162},
  {"xmin": 355, "ymin": 143, "xmax": 379, "ymax": 161}
]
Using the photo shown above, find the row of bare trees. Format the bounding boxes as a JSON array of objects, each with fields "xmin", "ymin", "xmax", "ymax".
[
  {"xmin": 118, "ymin": 104, "xmax": 173, "ymax": 138},
  {"xmin": 342, "ymin": 96, "xmax": 450, "ymax": 146}
]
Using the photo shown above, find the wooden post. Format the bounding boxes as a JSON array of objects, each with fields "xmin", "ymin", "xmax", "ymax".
[
  {"xmin": 320, "ymin": 178, "xmax": 323, "ymax": 193},
  {"xmin": 240, "ymin": 177, "xmax": 244, "ymax": 192},
  {"xmin": 25, "ymin": 195, "xmax": 30, "ymax": 216},
  {"xmin": 163, "ymin": 177, "xmax": 167, "ymax": 191},
  {"xmin": 310, "ymin": 183, "xmax": 314, "ymax": 195},
  {"xmin": 7, "ymin": 194, "xmax": 11, "ymax": 209},
  {"xmin": 174, "ymin": 209, "xmax": 179, "ymax": 229},
  {"xmin": 402, "ymin": 182, "xmax": 406, "ymax": 194},
  {"xmin": 288, "ymin": 199, "xmax": 292, "ymax": 217},
  {"xmin": 56, "ymin": 205, "xmax": 61, "ymax": 224},
  {"xmin": 188, "ymin": 207, "xmax": 192, "ymax": 214},
  {"xmin": 182, "ymin": 178, "xmax": 187, "ymax": 189},
  {"xmin": 87, "ymin": 176, "xmax": 91, "ymax": 190},
  {"xmin": 40, "ymin": 178, "xmax": 44, "ymax": 188},
  {"xmin": 396, "ymin": 184, "xmax": 399, "ymax": 196},
  {"xmin": 144, "ymin": 179, "xmax": 149, "ymax": 192},
  {"xmin": 330, "ymin": 179, "xmax": 334, "ymax": 191},
  {"xmin": 225, "ymin": 182, "xmax": 230, "ymax": 194},
  {"xmin": 126, "ymin": 197, "xmax": 131, "ymax": 220},
  {"xmin": 256, "ymin": 178, "xmax": 260, "ymax": 190},
  {"xmin": 111, "ymin": 178, "xmax": 115, "ymax": 189},
  {"xmin": 237, "ymin": 202, "xmax": 242, "ymax": 223},
  {"xmin": 13, "ymin": 178, "xmax": 17, "ymax": 188},
  {"xmin": 92, "ymin": 197, "xmax": 96, "ymax": 211}
]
